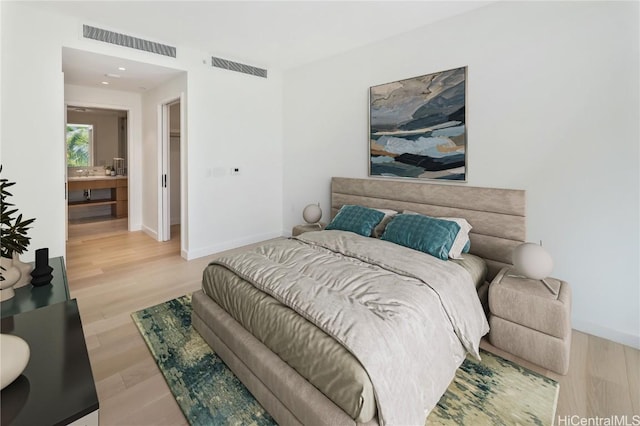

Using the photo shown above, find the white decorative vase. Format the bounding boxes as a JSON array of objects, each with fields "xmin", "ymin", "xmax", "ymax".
[
  {"xmin": 12, "ymin": 252, "xmax": 32, "ymax": 289},
  {"xmin": 0, "ymin": 334, "xmax": 30, "ymax": 390},
  {"xmin": 0, "ymin": 257, "xmax": 21, "ymax": 301}
]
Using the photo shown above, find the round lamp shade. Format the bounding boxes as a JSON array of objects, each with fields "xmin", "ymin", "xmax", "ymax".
[
  {"xmin": 302, "ymin": 204, "xmax": 322, "ymax": 224},
  {"xmin": 512, "ymin": 242, "xmax": 553, "ymax": 280}
]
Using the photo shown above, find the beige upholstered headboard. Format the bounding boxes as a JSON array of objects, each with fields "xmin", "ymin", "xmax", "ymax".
[{"xmin": 331, "ymin": 177, "xmax": 526, "ymax": 281}]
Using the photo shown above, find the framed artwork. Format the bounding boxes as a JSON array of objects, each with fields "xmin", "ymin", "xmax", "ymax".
[{"xmin": 369, "ymin": 66, "xmax": 467, "ymax": 181}]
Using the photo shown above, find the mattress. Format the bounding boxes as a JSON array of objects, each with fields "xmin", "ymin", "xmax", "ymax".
[{"xmin": 202, "ymin": 234, "xmax": 487, "ymax": 423}]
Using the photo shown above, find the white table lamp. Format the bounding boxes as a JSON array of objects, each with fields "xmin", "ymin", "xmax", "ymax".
[
  {"xmin": 302, "ymin": 203, "xmax": 322, "ymax": 226},
  {"xmin": 512, "ymin": 242, "xmax": 556, "ymax": 294}
]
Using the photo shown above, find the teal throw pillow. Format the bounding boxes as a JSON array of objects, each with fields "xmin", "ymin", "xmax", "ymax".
[
  {"xmin": 325, "ymin": 205, "xmax": 386, "ymax": 237},
  {"xmin": 462, "ymin": 239, "xmax": 471, "ymax": 253},
  {"xmin": 381, "ymin": 214, "xmax": 461, "ymax": 260}
]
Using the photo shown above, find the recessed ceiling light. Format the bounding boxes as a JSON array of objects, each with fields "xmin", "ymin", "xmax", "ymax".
[
  {"xmin": 118, "ymin": 67, "xmax": 126, "ymax": 71},
  {"xmin": 105, "ymin": 73, "xmax": 121, "ymax": 78},
  {"xmin": 101, "ymin": 81, "xmax": 109, "ymax": 85}
]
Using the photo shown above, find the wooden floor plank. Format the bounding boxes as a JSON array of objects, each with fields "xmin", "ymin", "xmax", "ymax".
[
  {"xmin": 123, "ymin": 393, "xmax": 189, "ymax": 426},
  {"xmin": 626, "ymin": 345, "xmax": 640, "ymax": 414},
  {"xmin": 97, "ymin": 374, "xmax": 175, "ymax": 426},
  {"xmin": 95, "ymin": 373, "xmax": 127, "ymax": 403},
  {"xmin": 557, "ymin": 330, "xmax": 589, "ymax": 417},
  {"xmin": 586, "ymin": 334, "xmax": 635, "ymax": 416},
  {"xmin": 119, "ymin": 356, "xmax": 163, "ymax": 390}
]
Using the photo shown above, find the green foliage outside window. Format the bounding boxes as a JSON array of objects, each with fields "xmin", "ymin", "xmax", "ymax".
[{"xmin": 66, "ymin": 125, "xmax": 91, "ymax": 166}]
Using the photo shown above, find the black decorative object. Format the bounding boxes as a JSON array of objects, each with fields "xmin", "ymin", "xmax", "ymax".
[{"xmin": 30, "ymin": 248, "xmax": 53, "ymax": 287}]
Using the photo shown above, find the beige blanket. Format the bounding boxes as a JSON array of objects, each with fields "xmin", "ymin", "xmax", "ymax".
[{"xmin": 210, "ymin": 230, "xmax": 489, "ymax": 425}]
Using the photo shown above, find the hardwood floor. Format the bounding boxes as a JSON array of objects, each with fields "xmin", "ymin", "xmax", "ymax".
[
  {"xmin": 66, "ymin": 226, "xmax": 640, "ymax": 425},
  {"xmin": 67, "ymin": 216, "xmax": 129, "ymax": 241}
]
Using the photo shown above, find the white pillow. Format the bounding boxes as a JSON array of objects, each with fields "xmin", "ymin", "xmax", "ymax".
[
  {"xmin": 438, "ymin": 217, "xmax": 472, "ymax": 259},
  {"xmin": 402, "ymin": 210, "xmax": 471, "ymax": 259},
  {"xmin": 372, "ymin": 208, "xmax": 398, "ymax": 238}
]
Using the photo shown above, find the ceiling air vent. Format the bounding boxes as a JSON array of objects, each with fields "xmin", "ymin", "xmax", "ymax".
[
  {"xmin": 212, "ymin": 56, "xmax": 267, "ymax": 78},
  {"xmin": 83, "ymin": 25, "xmax": 177, "ymax": 58}
]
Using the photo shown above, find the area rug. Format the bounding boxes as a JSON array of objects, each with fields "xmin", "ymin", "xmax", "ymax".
[{"xmin": 132, "ymin": 294, "xmax": 559, "ymax": 426}]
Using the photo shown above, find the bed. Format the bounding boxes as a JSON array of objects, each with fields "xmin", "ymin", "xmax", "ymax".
[{"xmin": 192, "ymin": 177, "xmax": 526, "ymax": 426}]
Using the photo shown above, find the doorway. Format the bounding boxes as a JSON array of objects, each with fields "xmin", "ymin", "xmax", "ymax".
[
  {"xmin": 159, "ymin": 98, "xmax": 182, "ymax": 243},
  {"xmin": 66, "ymin": 105, "xmax": 130, "ymax": 240}
]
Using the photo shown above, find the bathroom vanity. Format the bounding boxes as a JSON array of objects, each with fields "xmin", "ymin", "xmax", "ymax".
[{"xmin": 68, "ymin": 176, "xmax": 128, "ymax": 218}]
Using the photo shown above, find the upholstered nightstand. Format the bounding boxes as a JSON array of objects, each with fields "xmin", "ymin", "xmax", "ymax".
[
  {"xmin": 292, "ymin": 223, "xmax": 326, "ymax": 237},
  {"xmin": 488, "ymin": 267, "xmax": 572, "ymax": 374}
]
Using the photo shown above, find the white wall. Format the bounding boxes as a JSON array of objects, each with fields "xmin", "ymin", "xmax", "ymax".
[
  {"xmin": 2, "ymin": 3, "xmax": 67, "ymax": 260},
  {"xmin": 283, "ymin": 1, "xmax": 639, "ymax": 347},
  {"xmin": 1, "ymin": 2, "xmax": 284, "ymax": 263},
  {"xmin": 184, "ymin": 66, "xmax": 284, "ymax": 258}
]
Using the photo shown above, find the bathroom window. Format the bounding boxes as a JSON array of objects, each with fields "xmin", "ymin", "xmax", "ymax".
[{"xmin": 66, "ymin": 124, "xmax": 93, "ymax": 167}]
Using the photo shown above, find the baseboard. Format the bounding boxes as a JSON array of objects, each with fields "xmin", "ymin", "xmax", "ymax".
[
  {"xmin": 184, "ymin": 230, "xmax": 283, "ymax": 260},
  {"xmin": 128, "ymin": 221, "xmax": 142, "ymax": 232},
  {"xmin": 141, "ymin": 225, "xmax": 158, "ymax": 241},
  {"xmin": 573, "ymin": 318, "xmax": 640, "ymax": 349}
]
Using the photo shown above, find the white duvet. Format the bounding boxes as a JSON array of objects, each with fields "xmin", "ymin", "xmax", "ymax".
[{"xmin": 211, "ymin": 230, "xmax": 489, "ymax": 425}]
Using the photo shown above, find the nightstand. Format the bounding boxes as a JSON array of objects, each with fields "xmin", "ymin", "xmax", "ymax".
[
  {"xmin": 292, "ymin": 223, "xmax": 326, "ymax": 237},
  {"xmin": 488, "ymin": 267, "xmax": 572, "ymax": 374}
]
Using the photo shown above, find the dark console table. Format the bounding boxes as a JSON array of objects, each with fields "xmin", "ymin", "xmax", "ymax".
[
  {"xmin": 1, "ymin": 256, "xmax": 70, "ymax": 318},
  {"xmin": 1, "ymin": 299, "xmax": 99, "ymax": 425},
  {"xmin": 1, "ymin": 256, "xmax": 99, "ymax": 425}
]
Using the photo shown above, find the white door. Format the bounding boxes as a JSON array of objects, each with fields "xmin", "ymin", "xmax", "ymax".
[{"xmin": 160, "ymin": 102, "xmax": 171, "ymax": 241}]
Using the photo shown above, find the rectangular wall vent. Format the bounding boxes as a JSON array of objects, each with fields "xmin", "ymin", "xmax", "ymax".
[
  {"xmin": 212, "ymin": 56, "xmax": 267, "ymax": 78},
  {"xmin": 83, "ymin": 25, "xmax": 177, "ymax": 58}
]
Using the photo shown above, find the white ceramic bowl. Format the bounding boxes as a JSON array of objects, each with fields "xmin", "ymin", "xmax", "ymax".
[{"xmin": 1, "ymin": 334, "xmax": 30, "ymax": 390}]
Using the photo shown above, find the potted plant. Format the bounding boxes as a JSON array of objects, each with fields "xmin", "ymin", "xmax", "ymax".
[{"xmin": 1, "ymin": 165, "xmax": 36, "ymax": 295}]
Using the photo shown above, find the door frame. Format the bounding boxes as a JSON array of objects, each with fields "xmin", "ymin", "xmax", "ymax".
[{"xmin": 63, "ymin": 101, "xmax": 133, "ymax": 235}]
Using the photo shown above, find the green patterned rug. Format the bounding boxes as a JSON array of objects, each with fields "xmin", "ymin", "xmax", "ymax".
[{"xmin": 132, "ymin": 294, "xmax": 559, "ymax": 425}]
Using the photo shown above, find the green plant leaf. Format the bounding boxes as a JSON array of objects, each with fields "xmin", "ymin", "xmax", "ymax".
[{"xmin": 0, "ymin": 165, "xmax": 36, "ymax": 257}]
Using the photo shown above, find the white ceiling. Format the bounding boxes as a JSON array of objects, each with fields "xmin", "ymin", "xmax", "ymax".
[
  {"xmin": 47, "ymin": 1, "xmax": 492, "ymax": 92},
  {"xmin": 63, "ymin": 48, "xmax": 185, "ymax": 93}
]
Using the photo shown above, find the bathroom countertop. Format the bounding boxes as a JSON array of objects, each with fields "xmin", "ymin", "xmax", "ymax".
[{"xmin": 67, "ymin": 176, "xmax": 126, "ymax": 181}]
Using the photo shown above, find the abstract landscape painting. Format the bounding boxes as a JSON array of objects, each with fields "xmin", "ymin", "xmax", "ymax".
[{"xmin": 369, "ymin": 67, "xmax": 467, "ymax": 181}]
